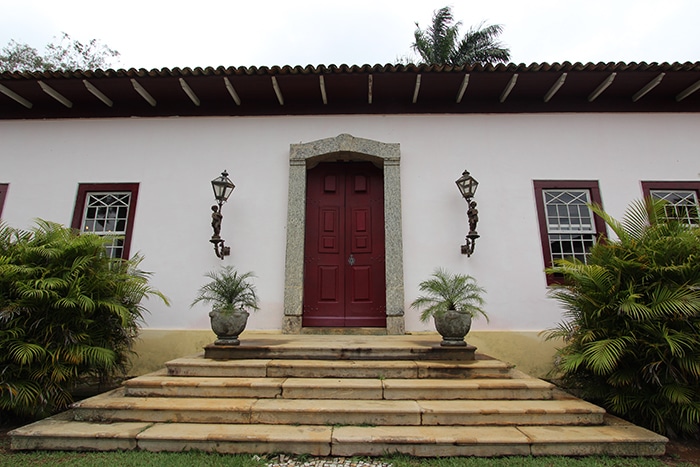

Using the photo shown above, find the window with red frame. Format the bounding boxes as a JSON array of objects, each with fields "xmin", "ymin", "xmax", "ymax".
[
  {"xmin": 71, "ymin": 183, "xmax": 139, "ymax": 259},
  {"xmin": 642, "ymin": 181, "xmax": 700, "ymax": 226},
  {"xmin": 533, "ymin": 180, "xmax": 607, "ymax": 284}
]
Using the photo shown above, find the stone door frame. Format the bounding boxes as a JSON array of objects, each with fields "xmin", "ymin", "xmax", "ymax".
[{"xmin": 282, "ymin": 134, "xmax": 405, "ymax": 334}]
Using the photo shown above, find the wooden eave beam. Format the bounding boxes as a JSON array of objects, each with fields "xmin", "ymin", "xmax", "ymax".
[
  {"xmin": 319, "ymin": 76, "xmax": 327, "ymax": 105},
  {"xmin": 271, "ymin": 76, "xmax": 284, "ymax": 105},
  {"xmin": 179, "ymin": 78, "xmax": 200, "ymax": 106},
  {"xmin": 223, "ymin": 77, "xmax": 241, "ymax": 105},
  {"xmin": 632, "ymin": 73, "xmax": 665, "ymax": 102},
  {"xmin": 499, "ymin": 74, "xmax": 518, "ymax": 103},
  {"xmin": 83, "ymin": 80, "xmax": 113, "ymax": 107},
  {"xmin": 39, "ymin": 81, "xmax": 72, "ymax": 108},
  {"xmin": 0, "ymin": 83, "xmax": 32, "ymax": 109},
  {"xmin": 456, "ymin": 74, "xmax": 469, "ymax": 103},
  {"xmin": 544, "ymin": 73, "xmax": 567, "ymax": 103},
  {"xmin": 588, "ymin": 73, "xmax": 616, "ymax": 102},
  {"xmin": 676, "ymin": 79, "xmax": 700, "ymax": 102},
  {"xmin": 412, "ymin": 74, "xmax": 422, "ymax": 104},
  {"xmin": 368, "ymin": 75, "xmax": 373, "ymax": 104},
  {"xmin": 131, "ymin": 79, "xmax": 156, "ymax": 106}
]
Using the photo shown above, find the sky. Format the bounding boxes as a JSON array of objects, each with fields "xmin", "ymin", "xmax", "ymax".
[{"xmin": 1, "ymin": 0, "xmax": 698, "ymax": 70}]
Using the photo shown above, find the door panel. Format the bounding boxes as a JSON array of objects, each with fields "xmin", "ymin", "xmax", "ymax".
[
  {"xmin": 319, "ymin": 208, "xmax": 340, "ymax": 252},
  {"xmin": 351, "ymin": 208, "xmax": 371, "ymax": 250},
  {"xmin": 303, "ymin": 162, "xmax": 386, "ymax": 327},
  {"xmin": 351, "ymin": 266, "xmax": 371, "ymax": 301},
  {"xmin": 319, "ymin": 266, "xmax": 340, "ymax": 301}
]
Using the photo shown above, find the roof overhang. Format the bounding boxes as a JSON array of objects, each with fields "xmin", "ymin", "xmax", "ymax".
[{"xmin": 1, "ymin": 62, "xmax": 699, "ymax": 119}]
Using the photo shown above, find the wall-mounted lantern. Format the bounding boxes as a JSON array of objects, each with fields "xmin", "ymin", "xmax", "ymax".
[
  {"xmin": 210, "ymin": 170, "xmax": 235, "ymax": 259},
  {"xmin": 455, "ymin": 170, "xmax": 479, "ymax": 257}
]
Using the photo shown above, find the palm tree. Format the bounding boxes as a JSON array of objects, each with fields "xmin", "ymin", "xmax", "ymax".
[
  {"xmin": 544, "ymin": 198, "xmax": 700, "ymax": 437},
  {"xmin": 412, "ymin": 6, "xmax": 510, "ymax": 66}
]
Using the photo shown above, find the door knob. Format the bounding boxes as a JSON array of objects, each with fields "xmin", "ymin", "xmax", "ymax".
[{"xmin": 348, "ymin": 254, "xmax": 355, "ymax": 266}]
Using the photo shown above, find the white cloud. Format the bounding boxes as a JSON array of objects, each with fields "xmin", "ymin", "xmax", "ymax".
[{"xmin": 1, "ymin": 0, "xmax": 698, "ymax": 69}]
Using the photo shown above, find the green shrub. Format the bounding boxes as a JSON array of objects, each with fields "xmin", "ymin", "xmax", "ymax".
[
  {"xmin": 0, "ymin": 220, "xmax": 168, "ymax": 418},
  {"xmin": 545, "ymin": 199, "xmax": 700, "ymax": 438}
]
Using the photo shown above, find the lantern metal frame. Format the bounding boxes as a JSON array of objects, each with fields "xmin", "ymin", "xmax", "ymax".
[
  {"xmin": 209, "ymin": 170, "xmax": 235, "ymax": 259},
  {"xmin": 455, "ymin": 170, "xmax": 480, "ymax": 257}
]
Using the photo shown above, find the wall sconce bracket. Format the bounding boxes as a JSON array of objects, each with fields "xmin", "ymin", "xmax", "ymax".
[
  {"xmin": 456, "ymin": 169, "xmax": 480, "ymax": 257},
  {"xmin": 209, "ymin": 170, "xmax": 235, "ymax": 260},
  {"xmin": 461, "ymin": 232, "xmax": 479, "ymax": 257},
  {"xmin": 210, "ymin": 237, "xmax": 231, "ymax": 259}
]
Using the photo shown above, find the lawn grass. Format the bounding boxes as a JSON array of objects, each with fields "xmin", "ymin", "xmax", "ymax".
[
  {"xmin": 0, "ymin": 449, "xmax": 691, "ymax": 467},
  {"xmin": 0, "ymin": 449, "xmax": 261, "ymax": 467}
]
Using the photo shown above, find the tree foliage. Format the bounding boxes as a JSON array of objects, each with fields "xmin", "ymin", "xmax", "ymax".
[
  {"xmin": 0, "ymin": 220, "xmax": 167, "ymax": 418},
  {"xmin": 412, "ymin": 6, "xmax": 510, "ymax": 66},
  {"xmin": 545, "ymin": 199, "xmax": 700, "ymax": 438},
  {"xmin": 0, "ymin": 33, "xmax": 120, "ymax": 72}
]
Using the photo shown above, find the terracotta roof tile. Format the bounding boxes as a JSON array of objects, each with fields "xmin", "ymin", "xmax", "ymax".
[{"xmin": 1, "ymin": 62, "xmax": 698, "ymax": 119}]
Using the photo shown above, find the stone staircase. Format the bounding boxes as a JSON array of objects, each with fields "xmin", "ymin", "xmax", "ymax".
[{"xmin": 10, "ymin": 333, "xmax": 667, "ymax": 457}]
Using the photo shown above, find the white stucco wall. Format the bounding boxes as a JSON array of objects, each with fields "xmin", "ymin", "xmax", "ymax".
[{"xmin": 2, "ymin": 113, "xmax": 698, "ymax": 333}]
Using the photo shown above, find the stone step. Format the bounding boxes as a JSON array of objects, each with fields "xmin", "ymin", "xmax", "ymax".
[
  {"xmin": 7, "ymin": 334, "xmax": 669, "ymax": 458},
  {"xmin": 166, "ymin": 355, "xmax": 513, "ymax": 379},
  {"xmin": 10, "ymin": 416, "xmax": 667, "ymax": 457},
  {"xmin": 71, "ymin": 388, "xmax": 603, "ymax": 426},
  {"xmin": 123, "ymin": 374, "xmax": 555, "ymax": 400},
  {"xmin": 202, "ymin": 333, "xmax": 477, "ymax": 361},
  {"xmin": 203, "ymin": 342, "xmax": 476, "ymax": 361},
  {"xmin": 330, "ymin": 419, "xmax": 668, "ymax": 457}
]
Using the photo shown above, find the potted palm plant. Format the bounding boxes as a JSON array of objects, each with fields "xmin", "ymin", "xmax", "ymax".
[
  {"xmin": 411, "ymin": 268, "xmax": 487, "ymax": 347},
  {"xmin": 191, "ymin": 266, "xmax": 259, "ymax": 346}
]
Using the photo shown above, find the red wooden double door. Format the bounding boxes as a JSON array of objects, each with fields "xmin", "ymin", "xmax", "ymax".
[{"xmin": 303, "ymin": 162, "xmax": 387, "ymax": 327}]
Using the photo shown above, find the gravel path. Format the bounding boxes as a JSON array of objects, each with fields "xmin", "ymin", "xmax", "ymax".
[{"xmin": 261, "ymin": 455, "xmax": 392, "ymax": 467}]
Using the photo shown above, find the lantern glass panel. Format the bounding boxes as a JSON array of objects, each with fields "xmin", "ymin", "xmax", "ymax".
[
  {"xmin": 211, "ymin": 172, "xmax": 235, "ymax": 202},
  {"xmin": 456, "ymin": 171, "xmax": 478, "ymax": 199}
]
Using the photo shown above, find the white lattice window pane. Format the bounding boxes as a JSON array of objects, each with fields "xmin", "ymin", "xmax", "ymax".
[
  {"xmin": 543, "ymin": 189, "xmax": 597, "ymax": 264},
  {"xmin": 543, "ymin": 190, "xmax": 594, "ymax": 233},
  {"xmin": 549, "ymin": 233, "xmax": 596, "ymax": 264},
  {"xmin": 82, "ymin": 192, "xmax": 131, "ymax": 258},
  {"xmin": 650, "ymin": 190, "xmax": 699, "ymax": 226}
]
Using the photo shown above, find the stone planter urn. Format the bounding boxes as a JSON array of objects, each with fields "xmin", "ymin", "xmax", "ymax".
[
  {"xmin": 209, "ymin": 309, "xmax": 250, "ymax": 346},
  {"xmin": 434, "ymin": 309, "xmax": 472, "ymax": 347},
  {"xmin": 192, "ymin": 266, "xmax": 259, "ymax": 347},
  {"xmin": 411, "ymin": 269, "xmax": 487, "ymax": 348}
]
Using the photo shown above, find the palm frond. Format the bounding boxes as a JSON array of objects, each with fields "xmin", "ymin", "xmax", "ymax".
[
  {"xmin": 412, "ymin": 6, "xmax": 509, "ymax": 65},
  {"xmin": 453, "ymin": 23, "xmax": 510, "ymax": 65},
  {"xmin": 7, "ymin": 341, "xmax": 46, "ymax": 365},
  {"xmin": 557, "ymin": 351, "xmax": 587, "ymax": 373},
  {"xmin": 411, "ymin": 268, "xmax": 486, "ymax": 322},
  {"xmin": 589, "ymin": 203, "xmax": 629, "ymax": 242},
  {"xmin": 621, "ymin": 198, "xmax": 655, "ymax": 239},
  {"xmin": 191, "ymin": 266, "xmax": 259, "ymax": 312},
  {"xmin": 582, "ymin": 337, "xmax": 633, "ymax": 374},
  {"xmin": 649, "ymin": 286, "xmax": 700, "ymax": 318}
]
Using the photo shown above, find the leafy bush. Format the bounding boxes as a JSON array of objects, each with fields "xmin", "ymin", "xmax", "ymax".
[
  {"xmin": 545, "ymin": 199, "xmax": 700, "ymax": 438},
  {"xmin": 0, "ymin": 220, "xmax": 168, "ymax": 418}
]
